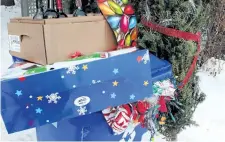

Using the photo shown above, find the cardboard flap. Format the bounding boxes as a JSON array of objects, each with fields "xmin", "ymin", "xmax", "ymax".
[
  {"xmin": 1, "ymin": 50, "xmax": 152, "ymax": 134},
  {"xmin": 10, "ymin": 15, "xmax": 105, "ymax": 25},
  {"xmin": 8, "ymin": 23, "xmax": 33, "ymax": 36},
  {"xmin": 10, "ymin": 17, "xmax": 45, "ymax": 24},
  {"xmin": 44, "ymin": 15, "xmax": 104, "ymax": 24}
]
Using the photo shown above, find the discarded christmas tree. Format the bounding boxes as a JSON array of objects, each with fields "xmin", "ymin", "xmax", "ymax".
[
  {"xmin": 130, "ymin": 0, "xmax": 211, "ymax": 140},
  {"xmin": 42, "ymin": 0, "xmax": 223, "ymax": 140}
]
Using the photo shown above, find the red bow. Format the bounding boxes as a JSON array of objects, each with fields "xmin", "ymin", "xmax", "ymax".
[{"xmin": 70, "ymin": 51, "xmax": 82, "ymax": 59}]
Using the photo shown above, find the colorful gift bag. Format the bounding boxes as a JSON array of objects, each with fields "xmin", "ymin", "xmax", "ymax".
[
  {"xmin": 1, "ymin": 49, "xmax": 153, "ymax": 134},
  {"xmin": 97, "ymin": 0, "xmax": 138, "ymax": 49}
]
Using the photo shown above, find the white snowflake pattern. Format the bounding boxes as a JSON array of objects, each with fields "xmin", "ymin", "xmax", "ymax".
[
  {"xmin": 142, "ymin": 51, "xmax": 150, "ymax": 64},
  {"xmin": 46, "ymin": 92, "xmax": 61, "ymax": 104},
  {"xmin": 77, "ymin": 106, "xmax": 87, "ymax": 115},
  {"xmin": 66, "ymin": 65, "xmax": 79, "ymax": 74},
  {"xmin": 92, "ymin": 80, "xmax": 101, "ymax": 84}
]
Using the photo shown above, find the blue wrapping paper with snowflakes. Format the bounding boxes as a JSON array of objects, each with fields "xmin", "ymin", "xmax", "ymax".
[
  {"xmin": 1, "ymin": 49, "xmax": 153, "ymax": 134},
  {"xmin": 36, "ymin": 53, "xmax": 173, "ymax": 141}
]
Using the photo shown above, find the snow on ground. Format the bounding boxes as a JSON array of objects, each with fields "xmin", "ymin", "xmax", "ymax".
[
  {"xmin": 177, "ymin": 68, "xmax": 225, "ymax": 142},
  {"xmin": 0, "ymin": 3, "xmax": 225, "ymax": 142},
  {"xmin": 0, "ymin": 3, "xmax": 37, "ymax": 141},
  {"xmin": 0, "ymin": 3, "xmax": 20, "ymax": 75}
]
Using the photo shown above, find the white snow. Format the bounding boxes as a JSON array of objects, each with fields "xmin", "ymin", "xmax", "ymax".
[
  {"xmin": 1, "ymin": 2, "xmax": 225, "ymax": 142},
  {"xmin": 0, "ymin": 3, "xmax": 37, "ymax": 142},
  {"xmin": 0, "ymin": 6, "xmax": 20, "ymax": 76},
  {"xmin": 177, "ymin": 68, "xmax": 225, "ymax": 142}
]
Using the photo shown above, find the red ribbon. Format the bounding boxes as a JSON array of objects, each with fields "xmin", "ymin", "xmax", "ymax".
[
  {"xmin": 158, "ymin": 96, "xmax": 168, "ymax": 113},
  {"xmin": 141, "ymin": 17, "xmax": 201, "ymax": 89}
]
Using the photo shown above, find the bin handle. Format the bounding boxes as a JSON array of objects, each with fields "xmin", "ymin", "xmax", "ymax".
[{"xmin": 19, "ymin": 34, "xmax": 30, "ymax": 42}]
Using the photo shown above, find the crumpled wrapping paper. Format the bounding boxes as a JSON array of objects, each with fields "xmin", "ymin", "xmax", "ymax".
[
  {"xmin": 102, "ymin": 79, "xmax": 176, "ymax": 138},
  {"xmin": 102, "ymin": 101, "xmax": 150, "ymax": 135}
]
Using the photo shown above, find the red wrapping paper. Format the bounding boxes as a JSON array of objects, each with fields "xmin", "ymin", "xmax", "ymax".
[{"xmin": 102, "ymin": 101, "xmax": 150, "ymax": 135}]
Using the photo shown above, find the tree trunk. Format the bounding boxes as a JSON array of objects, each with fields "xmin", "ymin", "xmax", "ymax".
[{"xmin": 1, "ymin": 0, "xmax": 15, "ymax": 6}]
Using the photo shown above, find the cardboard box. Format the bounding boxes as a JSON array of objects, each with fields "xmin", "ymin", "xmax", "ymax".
[{"xmin": 8, "ymin": 15, "xmax": 117, "ymax": 65}]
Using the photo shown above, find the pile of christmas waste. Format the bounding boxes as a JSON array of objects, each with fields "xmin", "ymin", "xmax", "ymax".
[
  {"xmin": 0, "ymin": 0, "xmax": 212, "ymax": 141},
  {"xmin": 1, "ymin": 47, "xmax": 176, "ymax": 141}
]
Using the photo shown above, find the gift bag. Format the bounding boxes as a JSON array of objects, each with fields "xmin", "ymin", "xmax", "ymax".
[
  {"xmin": 1, "ymin": 49, "xmax": 153, "ymax": 134},
  {"xmin": 36, "ymin": 53, "xmax": 173, "ymax": 141}
]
